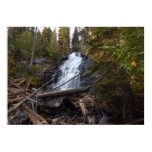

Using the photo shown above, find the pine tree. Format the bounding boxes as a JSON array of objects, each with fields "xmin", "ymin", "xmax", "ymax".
[
  {"xmin": 58, "ymin": 27, "xmax": 70, "ymax": 54},
  {"xmin": 35, "ymin": 30, "xmax": 43, "ymax": 56},
  {"xmin": 41, "ymin": 27, "xmax": 52, "ymax": 56},
  {"xmin": 79, "ymin": 27, "xmax": 88, "ymax": 51},
  {"xmin": 72, "ymin": 27, "xmax": 79, "ymax": 52},
  {"xmin": 48, "ymin": 28, "xmax": 59, "ymax": 61},
  {"xmin": 8, "ymin": 27, "xmax": 37, "ymax": 77},
  {"xmin": 8, "ymin": 27, "xmax": 33, "ymax": 62}
]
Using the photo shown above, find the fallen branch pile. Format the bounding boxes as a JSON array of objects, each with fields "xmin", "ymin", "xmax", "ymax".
[
  {"xmin": 8, "ymin": 77, "xmax": 52, "ymax": 124},
  {"xmin": 8, "ymin": 72, "xmax": 144, "ymax": 125},
  {"xmin": 8, "ymin": 69, "xmax": 93, "ymax": 125}
]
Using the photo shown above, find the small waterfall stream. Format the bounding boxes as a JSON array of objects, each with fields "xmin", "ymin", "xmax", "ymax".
[
  {"xmin": 52, "ymin": 52, "xmax": 83, "ymax": 90},
  {"xmin": 45, "ymin": 52, "xmax": 109, "ymax": 124}
]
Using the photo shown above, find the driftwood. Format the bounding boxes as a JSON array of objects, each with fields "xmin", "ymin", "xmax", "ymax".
[
  {"xmin": 8, "ymin": 97, "xmax": 24, "ymax": 104},
  {"xmin": 8, "ymin": 87, "xmax": 21, "ymax": 93},
  {"xmin": 8, "ymin": 78, "xmax": 54, "ymax": 116},
  {"xmin": 37, "ymin": 86, "xmax": 91, "ymax": 99},
  {"xmin": 24, "ymin": 105, "xmax": 48, "ymax": 125},
  {"xmin": 79, "ymin": 99, "xmax": 88, "ymax": 122},
  {"xmin": 17, "ymin": 79, "xmax": 26, "ymax": 86},
  {"xmin": 11, "ymin": 78, "xmax": 24, "ymax": 83},
  {"xmin": 8, "ymin": 89, "xmax": 26, "ymax": 96},
  {"xmin": 26, "ymin": 78, "xmax": 32, "ymax": 90},
  {"xmin": 9, "ymin": 81, "xmax": 23, "ymax": 90}
]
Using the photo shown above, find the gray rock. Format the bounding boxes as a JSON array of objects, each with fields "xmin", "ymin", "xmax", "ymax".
[
  {"xmin": 33, "ymin": 57, "xmax": 45, "ymax": 64},
  {"xmin": 38, "ymin": 97, "xmax": 64, "ymax": 108}
]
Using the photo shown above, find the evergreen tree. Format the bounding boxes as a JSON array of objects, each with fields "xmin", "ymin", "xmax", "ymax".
[
  {"xmin": 41, "ymin": 27, "xmax": 52, "ymax": 56},
  {"xmin": 72, "ymin": 27, "xmax": 80, "ymax": 52},
  {"xmin": 48, "ymin": 28, "xmax": 59, "ymax": 61},
  {"xmin": 58, "ymin": 27, "xmax": 70, "ymax": 54},
  {"xmin": 35, "ymin": 30, "xmax": 43, "ymax": 56},
  {"xmin": 8, "ymin": 27, "xmax": 37, "ymax": 77},
  {"xmin": 79, "ymin": 27, "xmax": 88, "ymax": 51},
  {"xmin": 8, "ymin": 27, "xmax": 33, "ymax": 62}
]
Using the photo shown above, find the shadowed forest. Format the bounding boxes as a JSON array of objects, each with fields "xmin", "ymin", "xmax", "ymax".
[{"xmin": 8, "ymin": 27, "xmax": 144, "ymax": 125}]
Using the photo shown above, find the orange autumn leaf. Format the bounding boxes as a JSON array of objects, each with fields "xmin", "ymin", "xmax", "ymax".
[{"xmin": 131, "ymin": 60, "xmax": 136, "ymax": 67}]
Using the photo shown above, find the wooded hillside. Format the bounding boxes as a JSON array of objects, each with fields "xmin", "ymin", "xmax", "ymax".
[{"xmin": 8, "ymin": 27, "xmax": 144, "ymax": 125}]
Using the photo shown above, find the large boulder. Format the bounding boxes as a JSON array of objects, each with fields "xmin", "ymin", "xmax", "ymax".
[{"xmin": 38, "ymin": 97, "xmax": 64, "ymax": 108}]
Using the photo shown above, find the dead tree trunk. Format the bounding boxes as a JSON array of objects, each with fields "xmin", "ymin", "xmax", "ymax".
[
  {"xmin": 29, "ymin": 27, "xmax": 37, "ymax": 67},
  {"xmin": 37, "ymin": 86, "xmax": 91, "ymax": 98}
]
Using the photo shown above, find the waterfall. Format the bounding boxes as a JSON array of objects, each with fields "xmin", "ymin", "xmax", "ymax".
[{"xmin": 52, "ymin": 52, "xmax": 82, "ymax": 90}]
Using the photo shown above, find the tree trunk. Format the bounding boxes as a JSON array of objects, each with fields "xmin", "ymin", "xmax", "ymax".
[
  {"xmin": 29, "ymin": 27, "xmax": 37, "ymax": 67},
  {"xmin": 37, "ymin": 86, "xmax": 91, "ymax": 99}
]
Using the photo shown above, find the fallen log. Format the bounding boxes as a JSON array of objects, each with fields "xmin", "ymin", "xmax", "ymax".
[
  {"xmin": 8, "ymin": 87, "xmax": 23, "ymax": 93},
  {"xmin": 8, "ymin": 97, "xmax": 24, "ymax": 104},
  {"xmin": 9, "ymin": 90, "xmax": 26, "ymax": 96},
  {"xmin": 37, "ymin": 86, "xmax": 91, "ymax": 99},
  {"xmin": 17, "ymin": 79, "xmax": 26, "ymax": 86}
]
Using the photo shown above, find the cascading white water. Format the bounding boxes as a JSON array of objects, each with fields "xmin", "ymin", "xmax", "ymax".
[{"xmin": 52, "ymin": 52, "xmax": 82, "ymax": 90}]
